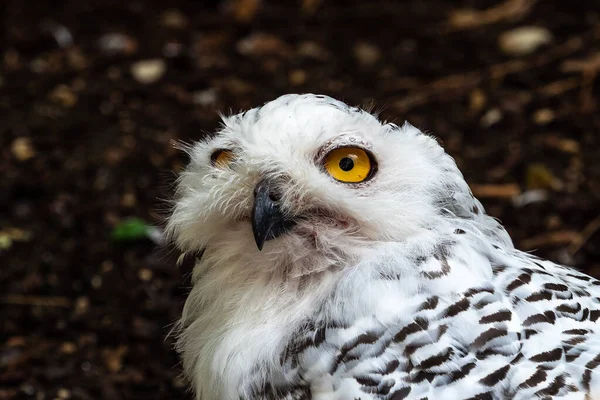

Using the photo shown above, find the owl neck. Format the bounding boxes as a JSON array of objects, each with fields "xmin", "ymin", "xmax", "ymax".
[{"xmin": 177, "ymin": 217, "xmax": 508, "ymax": 399}]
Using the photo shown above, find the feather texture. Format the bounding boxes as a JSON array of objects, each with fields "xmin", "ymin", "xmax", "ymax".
[{"xmin": 166, "ymin": 94, "xmax": 600, "ymax": 399}]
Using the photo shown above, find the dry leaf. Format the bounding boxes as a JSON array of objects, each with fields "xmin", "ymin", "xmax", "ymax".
[{"xmin": 526, "ymin": 163, "xmax": 562, "ymax": 190}]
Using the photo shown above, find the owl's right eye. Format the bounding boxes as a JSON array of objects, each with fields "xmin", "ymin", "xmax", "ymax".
[{"xmin": 210, "ymin": 149, "xmax": 235, "ymax": 169}]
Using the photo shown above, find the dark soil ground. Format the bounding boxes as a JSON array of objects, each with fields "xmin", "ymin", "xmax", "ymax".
[{"xmin": 1, "ymin": 1, "xmax": 599, "ymax": 399}]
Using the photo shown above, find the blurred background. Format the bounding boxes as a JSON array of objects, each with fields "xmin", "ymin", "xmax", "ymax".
[{"xmin": 1, "ymin": 0, "xmax": 599, "ymax": 398}]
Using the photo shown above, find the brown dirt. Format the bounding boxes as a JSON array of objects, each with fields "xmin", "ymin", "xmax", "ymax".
[{"xmin": 1, "ymin": 1, "xmax": 599, "ymax": 399}]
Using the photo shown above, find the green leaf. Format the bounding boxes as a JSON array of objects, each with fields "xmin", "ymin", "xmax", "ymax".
[{"xmin": 111, "ymin": 217, "xmax": 150, "ymax": 242}]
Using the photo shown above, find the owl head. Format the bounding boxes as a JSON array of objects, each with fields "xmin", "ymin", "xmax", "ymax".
[{"xmin": 167, "ymin": 94, "xmax": 478, "ymax": 279}]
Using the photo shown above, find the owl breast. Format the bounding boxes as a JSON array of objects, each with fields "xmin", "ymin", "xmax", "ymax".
[{"xmin": 242, "ymin": 234, "xmax": 600, "ymax": 400}]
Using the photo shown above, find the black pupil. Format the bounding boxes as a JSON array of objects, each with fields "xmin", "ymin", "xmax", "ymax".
[{"xmin": 339, "ymin": 157, "xmax": 354, "ymax": 172}]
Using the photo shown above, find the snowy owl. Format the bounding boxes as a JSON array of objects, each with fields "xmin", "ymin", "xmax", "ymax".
[{"xmin": 167, "ymin": 94, "xmax": 600, "ymax": 400}]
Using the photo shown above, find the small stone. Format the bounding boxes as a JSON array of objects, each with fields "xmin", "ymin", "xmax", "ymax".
[
  {"xmin": 353, "ymin": 41, "xmax": 381, "ymax": 66},
  {"xmin": 49, "ymin": 85, "xmax": 78, "ymax": 107},
  {"xmin": 160, "ymin": 9, "xmax": 189, "ymax": 29},
  {"xmin": 138, "ymin": 268, "xmax": 153, "ymax": 281},
  {"xmin": 98, "ymin": 33, "xmax": 138, "ymax": 55},
  {"xmin": 237, "ymin": 33, "xmax": 289, "ymax": 57},
  {"xmin": 60, "ymin": 342, "xmax": 77, "ymax": 354},
  {"xmin": 397, "ymin": 39, "xmax": 417, "ymax": 54},
  {"xmin": 132, "ymin": 317, "xmax": 160, "ymax": 338},
  {"xmin": 107, "ymin": 67, "xmax": 122, "ymax": 80},
  {"xmin": 57, "ymin": 388, "xmax": 71, "ymax": 399},
  {"xmin": 91, "ymin": 276, "xmax": 102, "ymax": 289},
  {"xmin": 100, "ymin": 260, "xmax": 114, "ymax": 273},
  {"xmin": 4, "ymin": 49, "xmax": 21, "ymax": 70},
  {"xmin": 163, "ymin": 41, "xmax": 184, "ymax": 58},
  {"xmin": 223, "ymin": 78, "xmax": 254, "ymax": 95},
  {"xmin": 469, "ymin": 89, "xmax": 487, "ymax": 113},
  {"xmin": 130, "ymin": 59, "xmax": 166, "ymax": 84},
  {"xmin": 102, "ymin": 346, "xmax": 128, "ymax": 373},
  {"xmin": 13, "ymin": 202, "xmax": 33, "ymax": 218},
  {"xmin": 48, "ymin": 274, "xmax": 59, "ymax": 286},
  {"xmin": 192, "ymin": 89, "xmax": 217, "ymax": 106},
  {"xmin": 11, "ymin": 137, "xmax": 36, "ymax": 161},
  {"xmin": 30, "ymin": 58, "xmax": 48, "ymax": 73},
  {"xmin": 6, "ymin": 336, "xmax": 26, "ymax": 347},
  {"xmin": 21, "ymin": 384, "xmax": 35, "ymax": 396},
  {"xmin": 532, "ymin": 108, "xmax": 555, "ymax": 125},
  {"xmin": 71, "ymin": 78, "xmax": 86, "ymax": 91},
  {"xmin": 121, "ymin": 135, "xmax": 136, "ymax": 149},
  {"xmin": 297, "ymin": 41, "xmax": 330, "ymax": 60},
  {"xmin": 41, "ymin": 22, "xmax": 73, "ymax": 48},
  {"xmin": 105, "ymin": 147, "xmax": 124, "ymax": 166},
  {"xmin": 448, "ymin": 9, "xmax": 479, "ymax": 29},
  {"xmin": 229, "ymin": 0, "xmax": 261, "ymax": 22},
  {"xmin": 546, "ymin": 215, "xmax": 561, "ymax": 230},
  {"xmin": 121, "ymin": 192, "xmax": 136, "ymax": 207},
  {"xmin": 66, "ymin": 48, "xmax": 88, "ymax": 70},
  {"xmin": 289, "ymin": 69, "xmax": 307, "ymax": 86},
  {"xmin": 2, "ymin": 347, "xmax": 22, "ymax": 367},
  {"xmin": 80, "ymin": 361, "xmax": 92, "ymax": 371},
  {"xmin": 301, "ymin": 0, "xmax": 322, "ymax": 14},
  {"xmin": 499, "ymin": 26, "xmax": 553, "ymax": 56},
  {"xmin": 480, "ymin": 108, "xmax": 502, "ymax": 127}
]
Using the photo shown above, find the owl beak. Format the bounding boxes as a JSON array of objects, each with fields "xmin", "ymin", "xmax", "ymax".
[{"xmin": 252, "ymin": 179, "xmax": 295, "ymax": 251}]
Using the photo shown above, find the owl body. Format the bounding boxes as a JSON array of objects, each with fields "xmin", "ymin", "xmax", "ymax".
[
  {"xmin": 167, "ymin": 94, "xmax": 600, "ymax": 399},
  {"xmin": 242, "ymin": 238, "xmax": 600, "ymax": 400}
]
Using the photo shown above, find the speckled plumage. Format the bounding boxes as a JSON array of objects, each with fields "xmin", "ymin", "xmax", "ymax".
[
  {"xmin": 246, "ymin": 242, "xmax": 600, "ymax": 400},
  {"xmin": 166, "ymin": 94, "xmax": 600, "ymax": 400}
]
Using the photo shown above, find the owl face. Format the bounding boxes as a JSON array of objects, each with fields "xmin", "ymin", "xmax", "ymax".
[{"xmin": 168, "ymin": 94, "xmax": 455, "ymax": 276}]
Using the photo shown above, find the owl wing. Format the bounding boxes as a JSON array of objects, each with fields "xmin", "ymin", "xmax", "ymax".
[{"xmin": 246, "ymin": 251, "xmax": 600, "ymax": 400}]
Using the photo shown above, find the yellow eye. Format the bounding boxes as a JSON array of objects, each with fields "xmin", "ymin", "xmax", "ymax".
[
  {"xmin": 210, "ymin": 149, "xmax": 234, "ymax": 169},
  {"xmin": 323, "ymin": 147, "xmax": 375, "ymax": 183}
]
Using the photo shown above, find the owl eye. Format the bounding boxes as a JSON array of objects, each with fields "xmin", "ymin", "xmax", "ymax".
[
  {"xmin": 210, "ymin": 149, "xmax": 235, "ymax": 169},
  {"xmin": 323, "ymin": 147, "xmax": 375, "ymax": 183}
]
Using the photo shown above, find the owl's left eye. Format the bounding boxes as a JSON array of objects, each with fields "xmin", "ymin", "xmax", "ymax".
[
  {"xmin": 210, "ymin": 149, "xmax": 235, "ymax": 169},
  {"xmin": 323, "ymin": 147, "xmax": 376, "ymax": 183}
]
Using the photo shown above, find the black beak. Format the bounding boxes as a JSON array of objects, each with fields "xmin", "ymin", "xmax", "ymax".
[{"xmin": 251, "ymin": 179, "xmax": 296, "ymax": 251}]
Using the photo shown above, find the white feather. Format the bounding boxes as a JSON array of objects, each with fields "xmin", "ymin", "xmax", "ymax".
[{"xmin": 166, "ymin": 94, "xmax": 600, "ymax": 400}]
